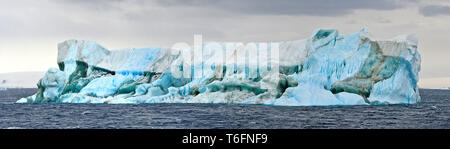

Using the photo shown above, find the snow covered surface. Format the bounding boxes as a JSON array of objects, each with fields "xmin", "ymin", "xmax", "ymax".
[
  {"xmin": 0, "ymin": 72, "xmax": 45, "ymax": 88},
  {"xmin": 17, "ymin": 28, "xmax": 421, "ymax": 106},
  {"xmin": 419, "ymin": 77, "xmax": 450, "ymax": 89}
]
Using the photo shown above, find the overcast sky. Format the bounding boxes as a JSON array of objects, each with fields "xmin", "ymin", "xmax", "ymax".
[{"xmin": 1, "ymin": 0, "xmax": 449, "ymax": 87}]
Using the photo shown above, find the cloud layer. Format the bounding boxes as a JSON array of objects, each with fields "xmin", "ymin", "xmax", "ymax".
[
  {"xmin": 156, "ymin": 0, "xmax": 407, "ymax": 16},
  {"xmin": 420, "ymin": 5, "xmax": 450, "ymax": 16}
]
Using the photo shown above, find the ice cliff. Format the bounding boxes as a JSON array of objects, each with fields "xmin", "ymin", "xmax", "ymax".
[{"xmin": 17, "ymin": 28, "xmax": 421, "ymax": 106}]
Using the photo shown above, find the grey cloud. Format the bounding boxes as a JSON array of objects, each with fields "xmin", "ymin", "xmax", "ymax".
[
  {"xmin": 420, "ymin": 5, "xmax": 450, "ymax": 16},
  {"xmin": 53, "ymin": 0, "xmax": 126, "ymax": 11},
  {"xmin": 54, "ymin": 0, "xmax": 414, "ymax": 16},
  {"xmin": 156, "ymin": 0, "xmax": 411, "ymax": 16}
]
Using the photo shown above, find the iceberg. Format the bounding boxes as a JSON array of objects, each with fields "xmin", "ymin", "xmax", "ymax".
[{"xmin": 17, "ymin": 28, "xmax": 421, "ymax": 106}]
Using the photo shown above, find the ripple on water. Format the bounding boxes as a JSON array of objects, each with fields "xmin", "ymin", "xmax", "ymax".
[{"xmin": 0, "ymin": 89, "xmax": 450, "ymax": 128}]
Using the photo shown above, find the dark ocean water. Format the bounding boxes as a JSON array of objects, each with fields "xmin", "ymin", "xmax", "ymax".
[{"xmin": 0, "ymin": 88, "xmax": 449, "ymax": 129}]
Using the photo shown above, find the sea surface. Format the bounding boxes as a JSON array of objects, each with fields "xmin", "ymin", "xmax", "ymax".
[{"xmin": 0, "ymin": 88, "xmax": 449, "ymax": 129}]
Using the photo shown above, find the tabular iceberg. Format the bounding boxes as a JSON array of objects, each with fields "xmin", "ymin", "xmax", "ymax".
[{"xmin": 17, "ymin": 28, "xmax": 421, "ymax": 106}]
